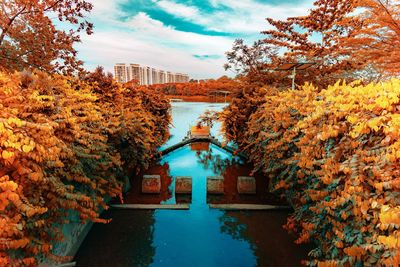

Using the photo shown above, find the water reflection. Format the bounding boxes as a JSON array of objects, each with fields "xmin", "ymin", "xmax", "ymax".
[
  {"xmin": 74, "ymin": 210, "xmax": 156, "ymax": 267},
  {"xmin": 192, "ymin": 143, "xmax": 282, "ymax": 205},
  {"xmin": 124, "ymin": 162, "xmax": 173, "ymax": 204},
  {"xmin": 195, "ymin": 143, "xmax": 237, "ymax": 174},
  {"xmin": 190, "ymin": 142, "xmax": 209, "ymax": 151},
  {"xmin": 159, "ymin": 144, "xmax": 234, "ymax": 207},
  {"xmin": 161, "ymin": 102, "xmax": 228, "ymax": 149},
  {"xmin": 218, "ymin": 211, "xmax": 310, "ymax": 267},
  {"xmin": 122, "ymin": 143, "xmax": 280, "ymax": 206},
  {"xmin": 75, "ymin": 102, "xmax": 307, "ymax": 267},
  {"xmin": 150, "ymin": 144, "xmax": 257, "ymax": 267}
]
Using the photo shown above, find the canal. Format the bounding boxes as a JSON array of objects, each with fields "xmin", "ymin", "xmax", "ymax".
[{"xmin": 74, "ymin": 102, "xmax": 309, "ymax": 267}]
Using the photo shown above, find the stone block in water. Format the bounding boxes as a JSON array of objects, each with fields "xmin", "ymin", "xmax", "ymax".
[
  {"xmin": 237, "ymin": 176, "xmax": 256, "ymax": 194},
  {"xmin": 142, "ymin": 175, "xmax": 161, "ymax": 193},
  {"xmin": 207, "ymin": 176, "xmax": 224, "ymax": 194},
  {"xmin": 175, "ymin": 176, "xmax": 192, "ymax": 194}
]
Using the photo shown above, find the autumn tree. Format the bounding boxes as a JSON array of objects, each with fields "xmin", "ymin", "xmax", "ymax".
[
  {"xmin": 221, "ymin": 1, "xmax": 400, "ymax": 265},
  {"xmin": 224, "ymin": 39, "xmax": 282, "ymax": 85},
  {"xmin": 0, "ymin": 0, "xmax": 93, "ymax": 73},
  {"xmin": 262, "ymin": 0, "xmax": 363, "ymax": 87},
  {"xmin": 0, "ymin": 69, "xmax": 171, "ymax": 265},
  {"xmin": 83, "ymin": 66, "xmax": 117, "ymax": 93},
  {"xmin": 342, "ymin": 0, "xmax": 400, "ymax": 77},
  {"xmin": 261, "ymin": 0, "xmax": 400, "ymax": 86},
  {"xmin": 145, "ymin": 76, "xmax": 240, "ymax": 97},
  {"xmin": 222, "ymin": 78, "xmax": 400, "ymax": 266}
]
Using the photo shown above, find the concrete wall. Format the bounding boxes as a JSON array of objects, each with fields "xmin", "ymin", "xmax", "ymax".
[
  {"xmin": 40, "ymin": 177, "xmax": 131, "ymax": 266},
  {"xmin": 39, "ymin": 211, "xmax": 93, "ymax": 267}
]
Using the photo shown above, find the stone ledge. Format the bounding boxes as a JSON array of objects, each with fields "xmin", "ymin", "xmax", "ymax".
[
  {"xmin": 208, "ymin": 204, "xmax": 291, "ymax": 210},
  {"xmin": 111, "ymin": 204, "xmax": 190, "ymax": 210},
  {"xmin": 54, "ymin": 262, "xmax": 76, "ymax": 267}
]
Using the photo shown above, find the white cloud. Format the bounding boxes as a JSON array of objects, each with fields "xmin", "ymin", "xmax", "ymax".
[
  {"xmin": 151, "ymin": 0, "xmax": 212, "ymax": 27},
  {"xmin": 152, "ymin": 0, "xmax": 314, "ymax": 34},
  {"xmin": 89, "ymin": 0, "xmax": 128, "ymax": 23},
  {"xmin": 125, "ymin": 12, "xmax": 232, "ymax": 55},
  {"xmin": 76, "ymin": 4, "xmax": 233, "ymax": 79},
  {"xmin": 76, "ymin": 30, "xmax": 229, "ymax": 79},
  {"xmin": 153, "ymin": 0, "xmax": 200, "ymax": 18},
  {"xmin": 75, "ymin": 0, "xmax": 314, "ymax": 79}
]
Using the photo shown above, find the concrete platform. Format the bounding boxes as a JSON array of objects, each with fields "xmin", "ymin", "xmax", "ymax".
[
  {"xmin": 237, "ymin": 176, "xmax": 256, "ymax": 194},
  {"xmin": 111, "ymin": 204, "xmax": 190, "ymax": 210},
  {"xmin": 55, "ymin": 263, "xmax": 76, "ymax": 267},
  {"xmin": 175, "ymin": 176, "xmax": 192, "ymax": 194},
  {"xmin": 141, "ymin": 175, "xmax": 161, "ymax": 193},
  {"xmin": 207, "ymin": 176, "xmax": 224, "ymax": 194},
  {"xmin": 209, "ymin": 204, "xmax": 291, "ymax": 210}
]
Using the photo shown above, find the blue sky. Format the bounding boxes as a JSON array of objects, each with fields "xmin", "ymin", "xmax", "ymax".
[{"xmin": 76, "ymin": 0, "xmax": 314, "ymax": 79}]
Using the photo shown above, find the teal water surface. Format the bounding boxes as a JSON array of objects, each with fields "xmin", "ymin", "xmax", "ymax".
[
  {"xmin": 160, "ymin": 102, "xmax": 227, "ymax": 149},
  {"xmin": 74, "ymin": 102, "xmax": 308, "ymax": 267},
  {"xmin": 154, "ymin": 102, "xmax": 255, "ymax": 266},
  {"xmin": 151, "ymin": 144, "xmax": 255, "ymax": 267}
]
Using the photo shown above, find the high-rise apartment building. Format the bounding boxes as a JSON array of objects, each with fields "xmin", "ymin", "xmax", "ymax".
[
  {"xmin": 127, "ymin": 64, "xmax": 141, "ymax": 83},
  {"xmin": 114, "ymin": 63, "xmax": 190, "ymax": 85},
  {"xmin": 114, "ymin": 63, "xmax": 128, "ymax": 83}
]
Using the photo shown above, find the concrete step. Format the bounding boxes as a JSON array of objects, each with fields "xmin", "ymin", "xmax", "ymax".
[
  {"xmin": 208, "ymin": 204, "xmax": 291, "ymax": 210},
  {"xmin": 111, "ymin": 204, "xmax": 190, "ymax": 210},
  {"xmin": 55, "ymin": 262, "xmax": 76, "ymax": 267}
]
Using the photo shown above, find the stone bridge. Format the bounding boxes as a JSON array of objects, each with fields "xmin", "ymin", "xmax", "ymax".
[{"xmin": 158, "ymin": 136, "xmax": 246, "ymax": 159}]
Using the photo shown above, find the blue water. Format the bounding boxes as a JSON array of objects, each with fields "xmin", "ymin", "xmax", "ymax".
[
  {"xmin": 150, "ymin": 145, "xmax": 255, "ymax": 267},
  {"xmin": 161, "ymin": 102, "xmax": 228, "ymax": 150},
  {"xmin": 151, "ymin": 102, "xmax": 256, "ymax": 266},
  {"xmin": 74, "ymin": 102, "xmax": 307, "ymax": 267}
]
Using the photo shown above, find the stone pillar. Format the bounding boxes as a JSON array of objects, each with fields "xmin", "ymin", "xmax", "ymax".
[
  {"xmin": 142, "ymin": 175, "xmax": 161, "ymax": 193},
  {"xmin": 175, "ymin": 176, "xmax": 192, "ymax": 194},
  {"xmin": 207, "ymin": 176, "xmax": 224, "ymax": 194},
  {"xmin": 237, "ymin": 176, "xmax": 256, "ymax": 194}
]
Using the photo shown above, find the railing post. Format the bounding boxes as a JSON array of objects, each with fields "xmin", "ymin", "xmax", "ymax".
[{"xmin": 292, "ymin": 66, "xmax": 296, "ymax": 90}]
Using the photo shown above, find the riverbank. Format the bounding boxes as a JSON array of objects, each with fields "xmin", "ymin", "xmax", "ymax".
[
  {"xmin": 73, "ymin": 101, "xmax": 310, "ymax": 267},
  {"xmin": 166, "ymin": 95, "xmax": 232, "ymax": 103}
]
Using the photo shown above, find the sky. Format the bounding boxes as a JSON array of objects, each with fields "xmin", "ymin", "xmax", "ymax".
[{"xmin": 75, "ymin": 0, "xmax": 315, "ymax": 79}]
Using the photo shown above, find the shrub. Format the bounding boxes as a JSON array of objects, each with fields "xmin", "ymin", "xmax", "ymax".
[
  {"xmin": 223, "ymin": 80, "xmax": 400, "ymax": 266},
  {"xmin": 0, "ymin": 70, "xmax": 170, "ymax": 265},
  {"xmin": 220, "ymin": 84, "xmax": 278, "ymax": 148}
]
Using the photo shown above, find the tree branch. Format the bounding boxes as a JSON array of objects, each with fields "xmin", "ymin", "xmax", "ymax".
[{"xmin": 0, "ymin": 5, "xmax": 27, "ymax": 46}]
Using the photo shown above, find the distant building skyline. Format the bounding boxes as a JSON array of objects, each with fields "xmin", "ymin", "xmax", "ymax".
[
  {"xmin": 75, "ymin": 1, "xmax": 314, "ymax": 79},
  {"xmin": 114, "ymin": 63, "xmax": 190, "ymax": 85}
]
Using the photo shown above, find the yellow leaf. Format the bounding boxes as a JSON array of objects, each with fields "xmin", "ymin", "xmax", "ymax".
[
  {"xmin": 1, "ymin": 150, "xmax": 15, "ymax": 160},
  {"xmin": 22, "ymin": 144, "xmax": 34, "ymax": 153},
  {"xmin": 378, "ymin": 236, "xmax": 398, "ymax": 249},
  {"xmin": 347, "ymin": 115, "xmax": 358, "ymax": 124}
]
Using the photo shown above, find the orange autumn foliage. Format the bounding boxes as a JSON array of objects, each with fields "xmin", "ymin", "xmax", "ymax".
[
  {"xmin": 222, "ymin": 79, "xmax": 400, "ymax": 266},
  {"xmin": 346, "ymin": 0, "xmax": 400, "ymax": 76},
  {"xmin": 224, "ymin": 0, "xmax": 398, "ymax": 89},
  {"xmin": 0, "ymin": 70, "xmax": 170, "ymax": 265},
  {"xmin": 0, "ymin": 0, "xmax": 93, "ymax": 74},
  {"xmin": 145, "ymin": 76, "xmax": 240, "ymax": 97}
]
